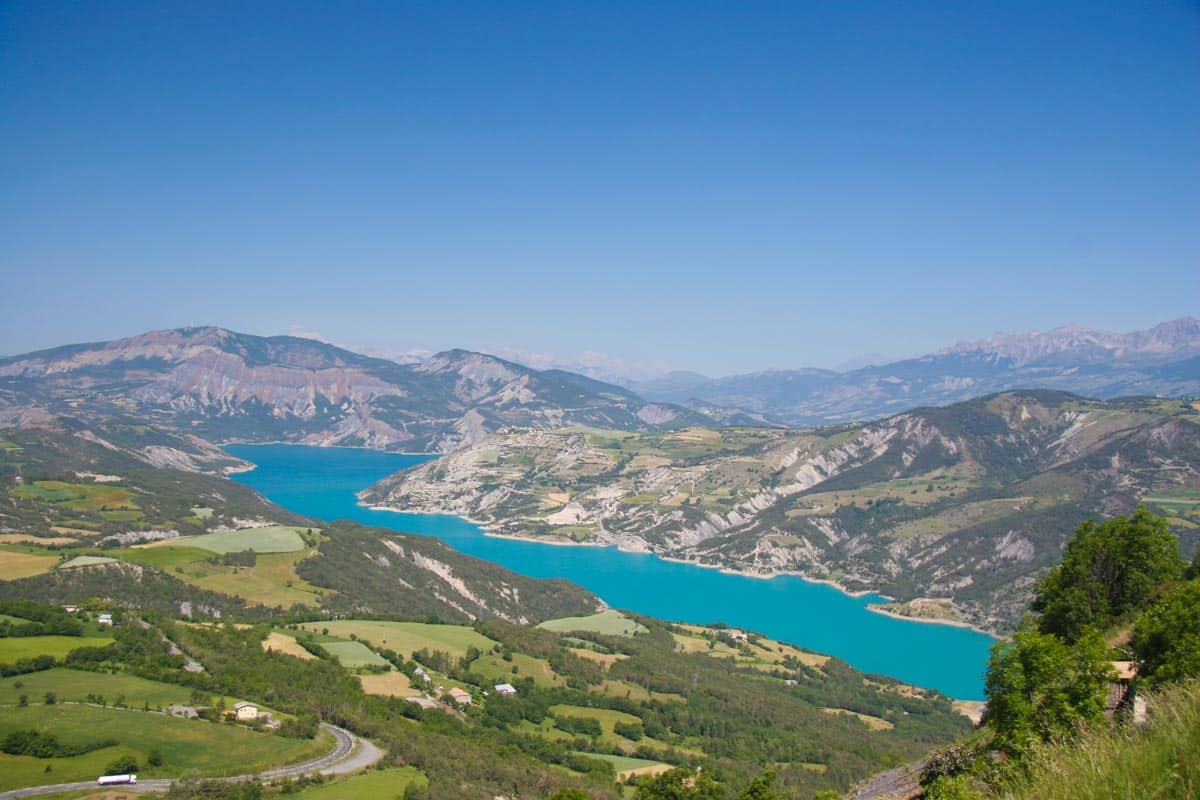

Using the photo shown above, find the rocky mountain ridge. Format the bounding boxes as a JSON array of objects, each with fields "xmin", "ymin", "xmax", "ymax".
[
  {"xmin": 0, "ymin": 327, "xmax": 709, "ymax": 452},
  {"xmin": 365, "ymin": 391, "xmax": 1200, "ymax": 633}
]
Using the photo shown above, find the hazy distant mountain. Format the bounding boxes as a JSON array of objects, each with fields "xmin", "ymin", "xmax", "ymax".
[
  {"xmin": 0, "ymin": 327, "xmax": 707, "ymax": 451},
  {"xmin": 634, "ymin": 318, "xmax": 1200, "ymax": 426}
]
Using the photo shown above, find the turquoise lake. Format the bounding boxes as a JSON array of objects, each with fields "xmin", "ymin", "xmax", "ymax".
[{"xmin": 227, "ymin": 443, "xmax": 995, "ymax": 700}]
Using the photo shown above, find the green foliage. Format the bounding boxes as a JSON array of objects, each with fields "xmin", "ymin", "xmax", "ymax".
[
  {"xmin": 613, "ymin": 719, "xmax": 644, "ymax": 740},
  {"xmin": 991, "ymin": 679, "xmax": 1200, "ymax": 800},
  {"xmin": 983, "ymin": 622, "xmax": 1113, "ymax": 754},
  {"xmin": 734, "ymin": 770, "xmax": 782, "ymax": 800},
  {"xmin": 105, "ymin": 754, "xmax": 140, "ymax": 775},
  {"xmin": 549, "ymin": 791, "xmax": 595, "ymax": 800},
  {"xmin": 634, "ymin": 766, "xmax": 724, "ymax": 800},
  {"xmin": 924, "ymin": 774, "xmax": 984, "ymax": 800},
  {"xmin": 1132, "ymin": 579, "xmax": 1200, "ymax": 686},
  {"xmin": 2, "ymin": 728, "xmax": 116, "ymax": 758},
  {"xmin": 1033, "ymin": 507, "xmax": 1184, "ymax": 642}
]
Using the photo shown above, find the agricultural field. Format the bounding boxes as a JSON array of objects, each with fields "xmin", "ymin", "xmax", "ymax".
[
  {"xmin": 537, "ymin": 610, "xmax": 646, "ymax": 636},
  {"xmin": 0, "ymin": 704, "xmax": 330, "ymax": 790},
  {"xmin": 161, "ymin": 526, "xmax": 309, "ymax": 554},
  {"xmin": 298, "ymin": 620, "xmax": 496, "ymax": 659},
  {"xmin": 570, "ymin": 751, "xmax": 670, "ymax": 781},
  {"xmin": 58, "ymin": 556, "xmax": 119, "ymax": 569},
  {"xmin": 0, "ymin": 668, "xmax": 204, "ymax": 708},
  {"xmin": 0, "ymin": 635, "xmax": 113, "ymax": 663},
  {"xmin": 12, "ymin": 481, "xmax": 138, "ymax": 514},
  {"xmin": 0, "ymin": 548, "xmax": 59, "ymax": 579},
  {"xmin": 262, "ymin": 631, "xmax": 317, "ymax": 660},
  {"xmin": 175, "ymin": 552, "xmax": 325, "ymax": 608},
  {"xmin": 0, "ymin": 533, "xmax": 80, "ymax": 546},
  {"xmin": 320, "ymin": 640, "xmax": 390, "ymax": 670},
  {"xmin": 471, "ymin": 652, "xmax": 564, "ymax": 688},
  {"xmin": 358, "ymin": 672, "xmax": 422, "ymax": 698},
  {"xmin": 294, "ymin": 767, "xmax": 427, "ymax": 799}
]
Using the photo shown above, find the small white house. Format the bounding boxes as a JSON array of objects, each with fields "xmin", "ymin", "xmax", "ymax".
[
  {"xmin": 494, "ymin": 683, "xmax": 517, "ymax": 696},
  {"xmin": 233, "ymin": 701, "xmax": 258, "ymax": 721},
  {"xmin": 97, "ymin": 613, "xmax": 113, "ymax": 626}
]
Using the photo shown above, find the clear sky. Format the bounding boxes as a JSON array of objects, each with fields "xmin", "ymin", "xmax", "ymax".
[{"xmin": 1, "ymin": 1, "xmax": 1197, "ymax": 376}]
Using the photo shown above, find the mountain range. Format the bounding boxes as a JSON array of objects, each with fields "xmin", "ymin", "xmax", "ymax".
[
  {"xmin": 0, "ymin": 327, "xmax": 719, "ymax": 452},
  {"xmin": 365, "ymin": 391, "xmax": 1200, "ymax": 632},
  {"xmin": 631, "ymin": 317, "xmax": 1200, "ymax": 426}
]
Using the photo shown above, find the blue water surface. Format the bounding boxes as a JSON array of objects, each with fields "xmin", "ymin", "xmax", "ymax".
[{"xmin": 227, "ymin": 443, "xmax": 994, "ymax": 700}]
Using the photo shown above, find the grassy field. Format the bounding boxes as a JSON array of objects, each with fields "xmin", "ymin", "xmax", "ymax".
[
  {"xmin": 0, "ymin": 533, "xmax": 80, "ymax": 546},
  {"xmin": 177, "ymin": 552, "xmax": 325, "ymax": 608},
  {"xmin": 298, "ymin": 620, "xmax": 496, "ymax": 659},
  {"xmin": 359, "ymin": 672, "xmax": 422, "ymax": 698},
  {"xmin": 162, "ymin": 526, "xmax": 307, "ymax": 554},
  {"xmin": 262, "ymin": 631, "xmax": 318, "ymax": 660},
  {"xmin": 0, "ymin": 704, "xmax": 330, "ymax": 790},
  {"xmin": 121, "ymin": 546, "xmax": 214, "ymax": 569},
  {"xmin": 12, "ymin": 481, "xmax": 138, "ymax": 513},
  {"xmin": 551, "ymin": 704, "xmax": 641, "ymax": 734},
  {"xmin": 319, "ymin": 640, "xmax": 390, "ymax": 670},
  {"xmin": 570, "ymin": 751, "xmax": 668, "ymax": 780},
  {"xmin": 994, "ymin": 679, "xmax": 1200, "ymax": 800},
  {"xmin": 294, "ymin": 767, "xmax": 426, "ymax": 799},
  {"xmin": 0, "ymin": 548, "xmax": 60, "ymax": 579},
  {"xmin": 0, "ymin": 668, "xmax": 208, "ymax": 708},
  {"xmin": 58, "ymin": 556, "xmax": 119, "ymax": 569},
  {"xmin": 0, "ymin": 635, "xmax": 113, "ymax": 663},
  {"xmin": 537, "ymin": 610, "xmax": 646, "ymax": 636},
  {"xmin": 471, "ymin": 652, "xmax": 563, "ymax": 688}
]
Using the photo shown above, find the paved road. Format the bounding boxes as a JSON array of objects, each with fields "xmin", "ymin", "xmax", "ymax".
[{"xmin": 0, "ymin": 723, "xmax": 379, "ymax": 799}]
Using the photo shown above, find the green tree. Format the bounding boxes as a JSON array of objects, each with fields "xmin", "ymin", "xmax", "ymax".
[
  {"xmin": 735, "ymin": 770, "xmax": 781, "ymax": 800},
  {"xmin": 983, "ymin": 622, "xmax": 1113, "ymax": 753},
  {"xmin": 634, "ymin": 766, "xmax": 724, "ymax": 800},
  {"xmin": 1132, "ymin": 579, "xmax": 1200, "ymax": 686},
  {"xmin": 923, "ymin": 775, "xmax": 983, "ymax": 800},
  {"xmin": 105, "ymin": 754, "xmax": 139, "ymax": 775},
  {"xmin": 1033, "ymin": 507, "xmax": 1184, "ymax": 642},
  {"xmin": 548, "ymin": 790, "xmax": 594, "ymax": 800}
]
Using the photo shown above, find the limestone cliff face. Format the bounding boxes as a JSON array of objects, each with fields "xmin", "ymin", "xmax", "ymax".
[{"xmin": 0, "ymin": 327, "xmax": 706, "ymax": 451}]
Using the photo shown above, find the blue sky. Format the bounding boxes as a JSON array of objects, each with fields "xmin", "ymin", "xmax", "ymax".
[{"xmin": 1, "ymin": 1, "xmax": 1197, "ymax": 376}]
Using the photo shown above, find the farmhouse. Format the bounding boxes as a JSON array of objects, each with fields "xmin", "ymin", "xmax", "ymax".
[
  {"xmin": 167, "ymin": 704, "xmax": 199, "ymax": 719},
  {"xmin": 97, "ymin": 613, "xmax": 113, "ymax": 626},
  {"xmin": 233, "ymin": 701, "xmax": 259, "ymax": 721},
  {"xmin": 405, "ymin": 696, "xmax": 439, "ymax": 710},
  {"xmin": 448, "ymin": 687, "xmax": 472, "ymax": 705},
  {"xmin": 494, "ymin": 683, "xmax": 517, "ymax": 696}
]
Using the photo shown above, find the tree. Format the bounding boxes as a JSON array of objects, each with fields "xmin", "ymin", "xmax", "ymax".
[
  {"xmin": 735, "ymin": 770, "xmax": 781, "ymax": 800},
  {"xmin": 1034, "ymin": 507, "xmax": 1183, "ymax": 642},
  {"xmin": 1132, "ymin": 579, "xmax": 1200, "ymax": 686},
  {"xmin": 634, "ymin": 766, "xmax": 724, "ymax": 800},
  {"xmin": 983, "ymin": 621, "xmax": 1113, "ymax": 754},
  {"xmin": 105, "ymin": 754, "xmax": 139, "ymax": 775},
  {"xmin": 548, "ymin": 790, "xmax": 594, "ymax": 800}
]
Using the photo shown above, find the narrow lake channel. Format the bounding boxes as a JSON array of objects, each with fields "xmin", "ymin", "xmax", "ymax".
[{"xmin": 227, "ymin": 443, "xmax": 995, "ymax": 700}]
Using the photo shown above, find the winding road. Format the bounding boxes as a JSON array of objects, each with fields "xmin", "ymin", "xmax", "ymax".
[{"xmin": 0, "ymin": 723, "xmax": 382, "ymax": 798}]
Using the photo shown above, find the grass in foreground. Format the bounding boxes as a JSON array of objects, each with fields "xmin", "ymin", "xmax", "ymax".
[
  {"xmin": 993, "ymin": 680, "xmax": 1200, "ymax": 800},
  {"xmin": 0, "ymin": 703, "xmax": 330, "ymax": 790}
]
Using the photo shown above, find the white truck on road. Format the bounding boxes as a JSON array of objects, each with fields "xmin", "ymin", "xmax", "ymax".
[{"xmin": 97, "ymin": 774, "xmax": 137, "ymax": 785}]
